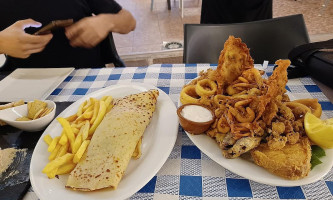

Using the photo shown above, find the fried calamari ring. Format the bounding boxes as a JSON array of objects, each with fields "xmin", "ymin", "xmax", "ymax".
[
  {"xmin": 234, "ymin": 99, "xmax": 252, "ymax": 108},
  {"xmin": 206, "ymin": 128, "xmax": 218, "ymax": 138},
  {"xmin": 232, "ymin": 83, "xmax": 256, "ymax": 88},
  {"xmin": 285, "ymin": 102, "xmax": 311, "ymax": 119},
  {"xmin": 232, "ymin": 123, "xmax": 253, "ymax": 136},
  {"xmin": 238, "ymin": 77, "xmax": 249, "ymax": 83},
  {"xmin": 226, "ymin": 82, "xmax": 256, "ymax": 96},
  {"xmin": 293, "ymin": 99, "xmax": 322, "ymax": 118},
  {"xmin": 180, "ymin": 85, "xmax": 200, "ymax": 105},
  {"xmin": 226, "ymin": 85, "xmax": 242, "ymax": 95},
  {"xmin": 247, "ymin": 88, "xmax": 261, "ymax": 96},
  {"xmin": 217, "ymin": 116, "xmax": 230, "ymax": 134},
  {"xmin": 195, "ymin": 79, "xmax": 217, "ymax": 96},
  {"xmin": 229, "ymin": 106, "xmax": 255, "ymax": 123},
  {"xmin": 199, "ymin": 95, "xmax": 214, "ymax": 107},
  {"xmin": 215, "ymin": 108, "xmax": 225, "ymax": 118},
  {"xmin": 213, "ymin": 94, "xmax": 230, "ymax": 107}
]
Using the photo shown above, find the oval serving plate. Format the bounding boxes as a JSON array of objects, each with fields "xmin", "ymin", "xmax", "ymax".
[
  {"xmin": 180, "ymin": 92, "xmax": 333, "ymax": 186},
  {"xmin": 30, "ymin": 83, "xmax": 179, "ymax": 200}
]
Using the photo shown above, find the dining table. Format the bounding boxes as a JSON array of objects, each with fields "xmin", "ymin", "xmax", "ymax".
[{"xmin": 1, "ymin": 63, "xmax": 333, "ymax": 200}]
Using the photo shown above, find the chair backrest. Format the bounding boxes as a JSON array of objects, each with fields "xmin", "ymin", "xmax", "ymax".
[
  {"xmin": 100, "ymin": 32, "xmax": 126, "ymax": 67},
  {"xmin": 184, "ymin": 14, "xmax": 310, "ymax": 64}
]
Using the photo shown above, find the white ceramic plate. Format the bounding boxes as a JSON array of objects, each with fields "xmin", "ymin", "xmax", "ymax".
[
  {"xmin": 181, "ymin": 92, "xmax": 333, "ymax": 186},
  {"xmin": 30, "ymin": 83, "xmax": 179, "ymax": 200},
  {"xmin": 0, "ymin": 68, "xmax": 74, "ymax": 102}
]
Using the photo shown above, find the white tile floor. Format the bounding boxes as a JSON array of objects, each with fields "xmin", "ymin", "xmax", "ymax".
[{"xmin": 114, "ymin": 0, "xmax": 333, "ymax": 63}]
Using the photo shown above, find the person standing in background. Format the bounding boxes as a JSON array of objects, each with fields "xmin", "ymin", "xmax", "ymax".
[{"xmin": 200, "ymin": 0, "xmax": 273, "ymax": 24}]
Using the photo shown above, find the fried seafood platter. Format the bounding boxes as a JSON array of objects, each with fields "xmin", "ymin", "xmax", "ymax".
[{"xmin": 179, "ymin": 36, "xmax": 332, "ymax": 185}]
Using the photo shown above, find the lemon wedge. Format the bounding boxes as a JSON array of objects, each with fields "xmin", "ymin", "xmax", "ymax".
[{"xmin": 304, "ymin": 112, "xmax": 333, "ymax": 148}]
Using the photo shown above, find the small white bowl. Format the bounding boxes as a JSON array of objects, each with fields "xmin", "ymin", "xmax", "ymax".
[{"xmin": 0, "ymin": 100, "xmax": 56, "ymax": 132}]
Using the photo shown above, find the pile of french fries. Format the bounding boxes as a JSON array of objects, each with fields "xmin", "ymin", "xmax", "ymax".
[{"xmin": 42, "ymin": 96, "xmax": 113, "ymax": 178}]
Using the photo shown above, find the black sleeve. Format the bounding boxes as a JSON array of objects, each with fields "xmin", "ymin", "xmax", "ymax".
[{"xmin": 86, "ymin": 0, "xmax": 122, "ymax": 14}]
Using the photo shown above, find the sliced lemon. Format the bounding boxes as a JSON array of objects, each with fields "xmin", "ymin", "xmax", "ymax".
[{"xmin": 304, "ymin": 112, "xmax": 333, "ymax": 148}]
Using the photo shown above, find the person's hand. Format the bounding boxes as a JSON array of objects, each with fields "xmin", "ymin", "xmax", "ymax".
[
  {"xmin": 65, "ymin": 16, "xmax": 110, "ymax": 48},
  {"xmin": 0, "ymin": 19, "xmax": 53, "ymax": 58}
]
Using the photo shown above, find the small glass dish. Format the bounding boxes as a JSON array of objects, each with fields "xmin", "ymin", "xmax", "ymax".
[{"xmin": 177, "ymin": 103, "xmax": 215, "ymax": 135}]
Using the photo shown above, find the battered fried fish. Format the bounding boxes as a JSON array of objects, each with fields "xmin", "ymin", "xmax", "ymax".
[
  {"xmin": 251, "ymin": 137, "xmax": 311, "ymax": 180},
  {"xmin": 213, "ymin": 36, "xmax": 254, "ymax": 93}
]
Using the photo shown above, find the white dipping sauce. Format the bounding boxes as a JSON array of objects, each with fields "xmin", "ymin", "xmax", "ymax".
[{"xmin": 181, "ymin": 105, "xmax": 213, "ymax": 122}]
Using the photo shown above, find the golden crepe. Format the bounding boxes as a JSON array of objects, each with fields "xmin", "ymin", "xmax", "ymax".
[{"xmin": 66, "ymin": 89, "xmax": 159, "ymax": 191}]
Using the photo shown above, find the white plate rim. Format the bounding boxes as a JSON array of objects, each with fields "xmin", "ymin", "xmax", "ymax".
[
  {"xmin": 30, "ymin": 83, "xmax": 179, "ymax": 200},
  {"xmin": 179, "ymin": 93, "xmax": 333, "ymax": 187}
]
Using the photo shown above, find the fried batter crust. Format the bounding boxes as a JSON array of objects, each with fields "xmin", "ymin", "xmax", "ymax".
[
  {"xmin": 215, "ymin": 36, "xmax": 254, "ymax": 93},
  {"xmin": 251, "ymin": 137, "xmax": 311, "ymax": 180}
]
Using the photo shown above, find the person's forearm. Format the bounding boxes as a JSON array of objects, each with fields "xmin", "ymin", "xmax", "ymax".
[{"xmin": 97, "ymin": 9, "xmax": 136, "ymax": 34}]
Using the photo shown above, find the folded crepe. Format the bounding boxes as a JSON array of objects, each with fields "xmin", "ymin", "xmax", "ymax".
[{"xmin": 66, "ymin": 89, "xmax": 159, "ymax": 191}]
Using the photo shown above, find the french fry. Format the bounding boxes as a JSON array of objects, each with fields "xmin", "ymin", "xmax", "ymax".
[
  {"xmin": 57, "ymin": 142, "xmax": 69, "ymax": 158},
  {"xmin": 72, "ymin": 127, "xmax": 80, "ymax": 135},
  {"xmin": 83, "ymin": 111, "xmax": 93, "ymax": 119},
  {"xmin": 85, "ymin": 104, "xmax": 94, "ymax": 113},
  {"xmin": 106, "ymin": 104, "xmax": 114, "ymax": 113},
  {"xmin": 57, "ymin": 118, "xmax": 75, "ymax": 151},
  {"xmin": 43, "ymin": 153, "xmax": 74, "ymax": 174},
  {"xmin": 103, "ymin": 96, "xmax": 113, "ymax": 108},
  {"xmin": 75, "ymin": 105, "xmax": 94, "ymax": 123},
  {"xmin": 89, "ymin": 101, "xmax": 106, "ymax": 135},
  {"xmin": 77, "ymin": 101, "xmax": 86, "ymax": 116},
  {"xmin": 47, "ymin": 168, "xmax": 58, "ymax": 179},
  {"xmin": 71, "ymin": 121, "xmax": 86, "ymax": 129},
  {"xmin": 90, "ymin": 101, "xmax": 100, "ymax": 124},
  {"xmin": 82, "ymin": 99, "xmax": 93, "ymax": 112},
  {"xmin": 81, "ymin": 120, "xmax": 90, "ymax": 140},
  {"xmin": 73, "ymin": 114, "xmax": 86, "ymax": 124},
  {"xmin": 56, "ymin": 162, "xmax": 76, "ymax": 175},
  {"xmin": 65, "ymin": 114, "xmax": 77, "ymax": 122},
  {"xmin": 100, "ymin": 96, "xmax": 108, "ymax": 101},
  {"xmin": 43, "ymin": 134, "xmax": 53, "ymax": 146},
  {"xmin": 89, "ymin": 97, "xmax": 97, "ymax": 104},
  {"xmin": 59, "ymin": 130, "xmax": 68, "ymax": 145},
  {"xmin": 72, "ymin": 133, "xmax": 83, "ymax": 154},
  {"xmin": 73, "ymin": 140, "xmax": 90, "ymax": 163},
  {"xmin": 48, "ymin": 136, "xmax": 60, "ymax": 152},
  {"xmin": 49, "ymin": 144, "xmax": 61, "ymax": 161}
]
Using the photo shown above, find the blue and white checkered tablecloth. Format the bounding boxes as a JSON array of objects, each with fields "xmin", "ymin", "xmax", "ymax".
[{"xmin": 24, "ymin": 64, "xmax": 333, "ymax": 200}]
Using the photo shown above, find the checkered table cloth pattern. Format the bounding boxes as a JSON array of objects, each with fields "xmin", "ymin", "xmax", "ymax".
[{"xmin": 24, "ymin": 64, "xmax": 333, "ymax": 200}]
